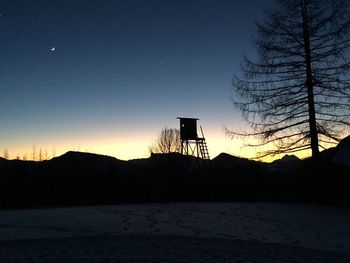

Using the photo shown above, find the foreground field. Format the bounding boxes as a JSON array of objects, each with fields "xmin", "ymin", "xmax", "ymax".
[{"xmin": 0, "ymin": 203, "xmax": 349, "ymax": 262}]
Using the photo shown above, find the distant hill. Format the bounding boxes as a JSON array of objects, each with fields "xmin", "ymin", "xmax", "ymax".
[
  {"xmin": 50, "ymin": 151, "xmax": 126, "ymax": 168},
  {"xmin": 307, "ymin": 135, "xmax": 350, "ymax": 167},
  {"xmin": 129, "ymin": 152, "xmax": 207, "ymax": 173},
  {"xmin": 211, "ymin": 153, "xmax": 259, "ymax": 170},
  {"xmin": 44, "ymin": 151, "xmax": 129, "ymax": 176},
  {"xmin": 268, "ymin": 154, "xmax": 302, "ymax": 172},
  {"xmin": 278, "ymin": 155, "xmax": 300, "ymax": 162},
  {"xmin": 330, "ymin": 135, "xmax": 350, "ymax": 167},
  {"xmin": 130, "ymin": 152, "xmax": 187, "ymax": 166}
]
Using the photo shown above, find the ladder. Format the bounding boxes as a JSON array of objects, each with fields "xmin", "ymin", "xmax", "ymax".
[
  {"xmin": 198, "ymin": 126, "xmax": 210, "ymax": 160},
  {"xmin": 198, "ymin": 140, "xmax": 210, "ymax": 160}
]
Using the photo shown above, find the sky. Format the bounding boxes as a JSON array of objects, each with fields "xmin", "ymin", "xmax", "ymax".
[{"xmin": 0, "ymin": 0, "xmax": 278, "ymax": 161}]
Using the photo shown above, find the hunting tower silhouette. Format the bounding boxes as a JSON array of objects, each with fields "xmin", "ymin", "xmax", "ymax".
[{"xmin": 177, "ymin": 117, "xmax": 210, "ymax": 160}]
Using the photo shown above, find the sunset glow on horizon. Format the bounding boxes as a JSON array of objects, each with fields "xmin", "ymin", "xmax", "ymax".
[
  {"xmin": 1, "ymin": 128, "xmax": 313, "ymax": 162},
  {"xmin": 0, "ymin": 0, "xmax": 325, "ymax": 163}
]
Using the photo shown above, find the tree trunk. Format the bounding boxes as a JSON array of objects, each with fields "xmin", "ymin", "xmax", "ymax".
[{"xmin": 301, "ymin": 0, "xmax": 319, "ymax": 159}]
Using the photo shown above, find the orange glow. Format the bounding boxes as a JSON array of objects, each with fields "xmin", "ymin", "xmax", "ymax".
[
  {"xmin": 1, "ymin": 131, "xmax": 155, "ymax": 161},
  {"xmin": 2, "ymin": 130, "xmax": 335, "ymax": 162},
  {"xmin": 206, "ymin": 137, "xmax": 306, "ymax": 162}
]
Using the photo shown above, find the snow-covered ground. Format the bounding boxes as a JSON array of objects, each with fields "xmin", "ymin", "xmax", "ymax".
[{"xmin": 0, "ymin": 203, "xmax": 349, "ymax": 262}]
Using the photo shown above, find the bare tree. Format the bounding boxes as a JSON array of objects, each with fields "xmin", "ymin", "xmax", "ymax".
[
  {"xmin": 229, "ymin": 0, "xmax": 350, "ymax": 159},
  {"xmin": 39, "ymin": 148, "xmax": 43, "ymax": 161},
  {"xmin": 149, "ymin": 127, "xmax": 181, "ymax": 154},
  {"xmin": 3, "ymin": 149, "xmax": 9, "ymax": 160},
  {"xmin": 32, "ymin": 144, "xmax": 36, "ymax": 161}
]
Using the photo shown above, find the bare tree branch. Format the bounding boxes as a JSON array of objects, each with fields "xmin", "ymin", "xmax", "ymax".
[
  {"xmin": 229, "ymin": 0, "xmax": 350, "ymax": 159},
  {"xmin": 149, "ymin": 127, "xmax": 181, "ymax": 154}
]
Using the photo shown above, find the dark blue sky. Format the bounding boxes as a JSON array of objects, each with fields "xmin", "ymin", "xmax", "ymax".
[{"xmin": 0, "ymin": 0, "xmax": 276, "ymax": 159}]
